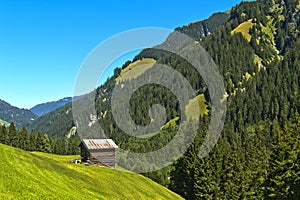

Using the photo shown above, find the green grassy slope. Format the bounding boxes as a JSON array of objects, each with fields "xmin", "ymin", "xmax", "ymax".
[
  {"xmin": 0, "ymin": 144, "xmax": 182, "ymax": 200},
  {"xmin": 186, "ymin": 94, "xmax": 209, "ymax": 120},
  {"xmin": 231, "ymin": 19, "xmax": 254, "ymax": 42},
  {"xmin": 116, "ymin": 58, "xmax": 156, "ymax": 82}
]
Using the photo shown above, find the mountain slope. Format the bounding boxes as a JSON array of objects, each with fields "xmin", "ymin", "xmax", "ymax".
[
  {"xmin": 28, "ymin": 10, "xmax": 230, "ymax": 138},
  {"xmin": 0, "ymin": 99, "xmax": 37, "ymax": 127},
  {"xmin": 0, "ymin": 144, "xmax": 182, "ymax": 199},
  {"xmin": 175, "ymin": 11, "xmax": 230, "ymax": 40},
  {"xmin": 28, "ymin": 102, "xmax": 74, "ymax": 137},
  {"xmin": 30, "ymin": 97, "xmax": 73, "ymax": 117}
]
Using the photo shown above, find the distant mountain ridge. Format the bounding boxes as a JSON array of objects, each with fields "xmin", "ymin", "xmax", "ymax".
[
  {"xmin": 0, "ymin": 99, "xmax": 37, "ymax": 127},
  {"xmin": 30, "ymin": 97, "xmax": 73, "ymax": 117},
  {"xmin": 175, "ymin": 11, "xmax": 230, "ymax": 40}
]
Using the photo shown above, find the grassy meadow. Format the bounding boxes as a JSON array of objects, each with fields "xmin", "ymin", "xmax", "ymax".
[
  {"xmin": 0, "ymin": 144, "xmax": 182, "ymax": 200},
  {"xmin": 116, "ymin": 58, "xmax": 156, "ymax": 82}
]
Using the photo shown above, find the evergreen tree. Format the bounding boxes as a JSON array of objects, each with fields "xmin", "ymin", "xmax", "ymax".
[
  {"xmin": 42, "ymin": 134, "xmax": 52, "ymax": 153},
  {"xmin": 19, "ymin": 127, "xmax": 30, "ymax": 150},
  {"xmin": 266, "ymin": 120, "xmax": 299, "ymax": 199},
  {"xmin": 8, "ymin": 122, "xmax": 17, "ymax": 147},
  {"xmin": 36, "ymin": 132, "xmax": 43, "ymax": 151},
  {"xmin": 29, "ymin": 131, "xmax": 37, "ymax": 151},
  {"xmin": 0, "ymin": 125, "xmax": 8, "ymax": 145}
]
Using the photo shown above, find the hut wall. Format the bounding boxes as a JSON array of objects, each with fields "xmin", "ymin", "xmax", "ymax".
[
  {"xmin": 80, "ymin": 146, "xmax": 90, "ymax": 161},
  {"xmin": 90, "ymin": 149, "xmax": 116, "ymax": 168}
]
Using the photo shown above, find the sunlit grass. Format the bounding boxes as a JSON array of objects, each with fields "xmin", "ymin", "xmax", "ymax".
[
  {"xmin": 231, "ymin": 19, "xmax": 253, "ymax": 42},
  {"xmin": 186, "ymin": 94, "xmax": 209, "ymax": 121},
  {"xmin": 162, "ymin": 117, "xmax": 180, "ymax": 130},
  {"xmin": 0, "ymin": 144, "xmax": 182, "ymax": 200},
  {"xmin": 116, "ymin": 58, "xmax": 156, "ymax": 82}
]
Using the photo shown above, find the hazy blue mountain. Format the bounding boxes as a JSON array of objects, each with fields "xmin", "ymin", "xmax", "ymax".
[{"xmin": 30, "ymin": 97, "xmax": 73, "ymax": 117}]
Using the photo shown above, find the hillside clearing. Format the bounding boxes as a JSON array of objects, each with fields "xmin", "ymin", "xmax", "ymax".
[
  {"xmin": 186, "ymin": 94, "xmax": 209, "ymax": 121},
  {"xmin": 116, "ymin": 58, "xmax": 156, "ymax": 82},
  {"xmin": 231, "ymin": 19, "xmax": 253, "ymax": 42}
]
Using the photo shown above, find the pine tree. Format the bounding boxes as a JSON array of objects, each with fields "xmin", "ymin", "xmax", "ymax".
[
  {"xmin": 36, "ymin": 132, "xmax": 43, "ymax": 151},
  {"xmin": 29, "ymin": 131, "xmax": 37, "ymax": 151},
  {"xmin": 19, "ymin": 127, "xmax": 30, "ymax": 150},
  {"xmin": 266, "ymin": 120, "xmax": 299, "ymax": 199},
  {"xmin": 169, "ymin": 149, "xmax": 196, "ymax": 199},
  {"xmin": 289, "ymin": 114, "xmax": 300, "ymax": 197},
  {"xmin": 0, "ymin": 125, "xmax": 8, "ymax": 145},
  {"xmin": 8, "ymin": 122, "xmax": 17, "ymax": 147},
  {"xmin": 42, "ymin": 134, "xmax": 52, "ymax": 153}
]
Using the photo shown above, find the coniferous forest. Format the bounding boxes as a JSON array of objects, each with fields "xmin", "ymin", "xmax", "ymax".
[
  {"xmin": 97, "ymin": 0, "xmax": 300, "ymax": 198},
  {"xmin": 0, "ymin": 122, "xmax": 80, "ymax": 155}
]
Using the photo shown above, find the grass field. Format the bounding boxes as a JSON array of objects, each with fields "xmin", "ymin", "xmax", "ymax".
[
  {"xmin": 116, "ymin": 58, "xmax": 156, "ymax": 82},
  {"xmin": 0, "ymin": 144, "xmax": 182, "ymax": 200},
  {"xmin": 161, "ymin": 94, "xmax": 209, "ymax": 128},
  {"xmin": 186, "ymin": 94, "xmax": 209, "ymax": 121},
  {"xmin": 231, "ymin": 19, "xmax": 253, "ymax": 42}
]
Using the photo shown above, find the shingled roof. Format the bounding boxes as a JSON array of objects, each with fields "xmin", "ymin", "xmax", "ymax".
[{"xmin": 80, "ymin": 139, "xmax": 118, "ymax": 150}]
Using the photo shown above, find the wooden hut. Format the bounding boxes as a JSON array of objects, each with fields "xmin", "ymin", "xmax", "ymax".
[{"xmin": 79, "ymin": 139, "xmax": 118, "ymax": 168}]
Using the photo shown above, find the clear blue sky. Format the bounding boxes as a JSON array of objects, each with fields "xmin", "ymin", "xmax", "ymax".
[{"xmin": 0, "ymin": 0, "xmax": 243, "ymax": 109}]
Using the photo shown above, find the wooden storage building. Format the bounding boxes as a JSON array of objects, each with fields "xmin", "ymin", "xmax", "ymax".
[{"xmin": 79, "ymin": 139, "xmax": 118, "ymax": 168}]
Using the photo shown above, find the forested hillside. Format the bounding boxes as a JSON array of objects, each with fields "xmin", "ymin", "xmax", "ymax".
[
  {"xmin": 169, "ymin": 0, "xmax": 300, "ymax": 198},
  {"xmin": 22, "ymin": 0, "xmax": 300, "ymax": 198},
  {"xmin": 0, "ymin": 99, "xmax": 37, "ymax": 127},
  {"xmin": 27, "ymin": 9, "xmax": 230, "ymax": 138},
  {"xmin": 28, "ymin": 102, "xmax": 74, "ymax": 137}
]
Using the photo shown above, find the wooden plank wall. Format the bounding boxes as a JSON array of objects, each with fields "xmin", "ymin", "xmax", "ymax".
[{"xmin": 90, "ymin": 150, "xmax": 116, "ymax": 168}]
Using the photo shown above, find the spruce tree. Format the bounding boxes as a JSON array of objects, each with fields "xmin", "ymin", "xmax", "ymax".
[
  {"xmin": 8, "ymin": 122, "xmax": 17, "ymax": 147},
  {"xmin": 266, "ymin": 120, "xmax": 299, "ymax": 199},
  {"xmin": 0, "ymin": 125, "xmax": 8, "ymax": 145}
]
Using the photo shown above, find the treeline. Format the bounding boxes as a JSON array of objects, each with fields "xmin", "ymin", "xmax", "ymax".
[{"xmin": 0, "ymin": 122, "xmax": 80, "ymax": 155}]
